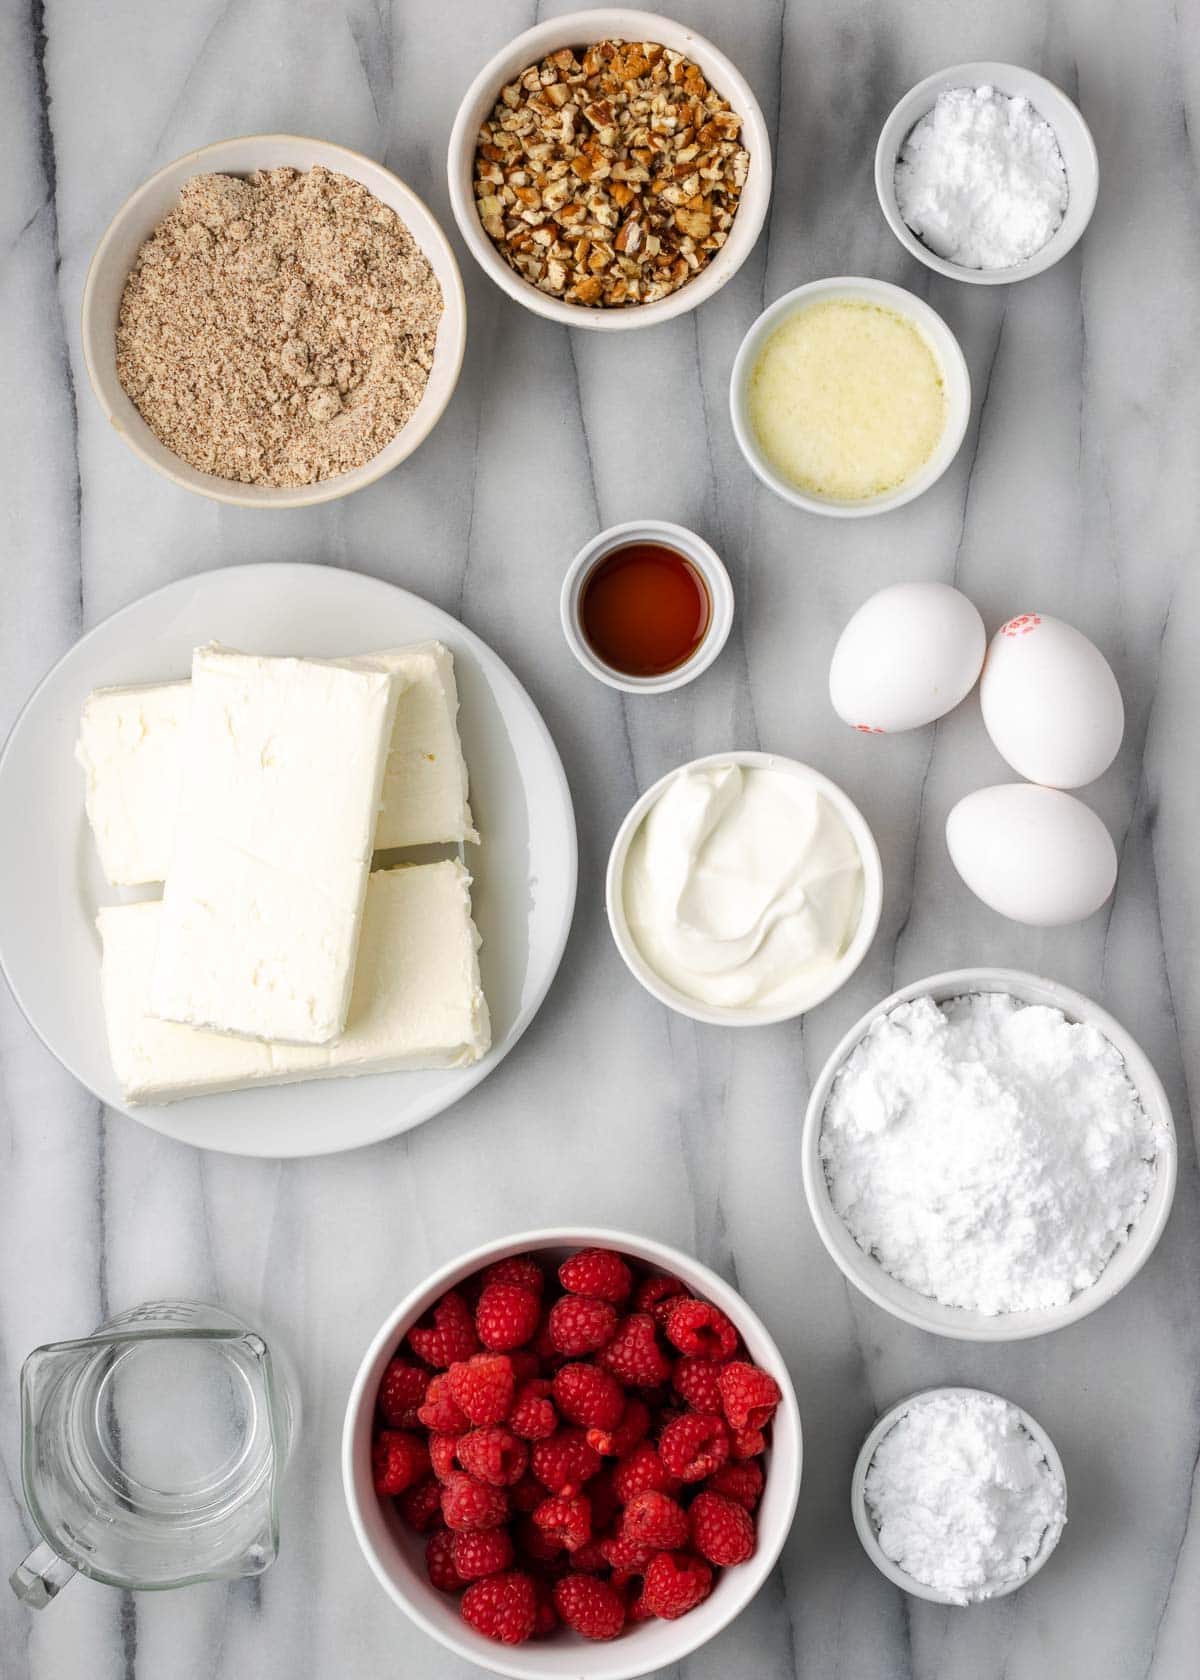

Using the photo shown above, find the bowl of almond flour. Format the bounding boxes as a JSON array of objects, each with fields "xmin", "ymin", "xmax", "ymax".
[
  {"xmin": 801, "ymin": 968, "xmax": 1176, "ymax": 1342},
  {"xmin": 82, "ymin": 136, "xmax": 466, "ymax": 507}
]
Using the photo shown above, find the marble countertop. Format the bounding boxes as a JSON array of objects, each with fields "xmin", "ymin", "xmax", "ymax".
[{"xmin": 2, "ymin": 1, "xmax": 1199, "ymax": 1675}]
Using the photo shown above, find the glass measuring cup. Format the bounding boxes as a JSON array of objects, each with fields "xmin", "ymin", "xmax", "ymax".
[{"xmin": 10, "ymin": 1301, "xmax": 298, "ymax": 1608}]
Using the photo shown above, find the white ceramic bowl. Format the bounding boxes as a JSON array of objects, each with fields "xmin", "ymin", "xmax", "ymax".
[
  {"xmin": 875, "ymin": 63, "xmax": 1099, "ymax": 285},
  {"xmin": 560, "ymin": 520, "xmax": 734, "ymax": 694},
  {"xmin": 81, "ymin": 135, "xmax": 467, "ymax": 508},
  {"xmin": 729, "ymin": 277, "xmax": 971, "ymax": 517},
  {"xmin": 851, "ymin": 1386, "xmax": 1067, "ymax": 1604},
  {"xmin": 801, "ymin": 968, "xmax": 1178, "ymax": 1341},
  {"xmin": 446, "ymin": 10, "xmax": 772, "ymax": 332},
  {"xmin": 606, "ymin": 751, "xmax": 883, "ymax": 1026},
  {"xmin": 342, "ymin": 1227, "xmax": 802, "ymax": 1680}
]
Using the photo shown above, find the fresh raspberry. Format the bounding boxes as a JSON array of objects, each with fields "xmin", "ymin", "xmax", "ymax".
[
  {"xmin": 634, "ymin": 1274, "xmax": 687, "ymax": 1317},
  {"xmin": 659, "ymin": 1412, "xmax": 730, "ymax": 1483},
  {"xmin": 440, "ymin": 1471, "xmax": 508, "ymax": 1532},
  {"xmin": 377, "ymin": 1357, "xmax": 431, "ymax": 1427},
  {"xmin": 552, "ymin": 1363, "xmax": 624, "ymax": 1430},
  {"xmin": 371, "ymin": 1429, "xmax": 431, "ymax": 1496},
  {"xmin": 417, "ymin": 1373, "xmax": 468, "ymax": 1433},
  {"xmin": 475, "ymin": 1282, "xmax": 541, "ymax": 1352},
  {"xmin": 558, "ymin": 1248, "xmax": 633, "ymax": 1303},
  {"xmin": 547, "ymin": 1295, "xmax": 618, "ymax": 1357},
  {"xmin": 452, "ymin": 1526, "xmax": 515, "ymax": 1580},
  {"xmin": 397, "ymin": 1475, "xmax": 443, "ymax": 1532},
  {"xmin": 640, "ymin": 1550, "xmax": 713, "ymax": 1619},
  {"xmin": 621, "ymin": 1489, "xmax": 690, "ymax": 1550},
  {"xmin": 689, "ymin": 1490, "xmax": 756, "ymax": 1566},
  {"xmin": 509, "ymin": 1378, "xmax": 558, "ymax": 1441},
  {"xmin": 407, "ymin": 1290, "xmax": 480, "ymax": 1368},
  {"xmin": 426, "ymin": 1528, "xmax": 465, "ymax": 1592},
  {"xmin": 509, "ymin": 1472, "xmax": 546, "ymax": 1514},
  {"xmin": 731, "ymin": 1427, "xmax": 766, "ymax": 1459},
  {"xmin": 613, "ymin": 1442, "xmax": 680, "ymax": 1503},
  {"xmin": 600, "ymin": 1531, "xmax": 653, "ymax": 1572},
  {"xmin": 428, "ymin": 1432, "xmax": 460, "ymax": 1481},
  {"xmin": 461, "ymin": 1571, "xmax": 537, "ymax": 1645},
  {"xmin": 707, "ymin": 1461, "xmax": 764, "ymax": 1510},
  {"xmin": 456, "ymin": 1426, "xmax": 528, "ymax": 1487},
  {"xmin": 531, "ymin": 1428, "xmax": 602, "ymax": 1495},
  {"xmin": 553, "ymin": 1572, "xmax": 626, "ymax": 1640},
  {"xmin": 482, "ymin": 1255, "xmax": 546, "ymax": 1296},
  {"xmin": 627, "ymin": 1585, "xmax": 657, "ymax": 1622},
  {"xmin": 672, "ymin": 1356, "xmax": 726, "ymax": 1414},
  {"xmin": 596, "ymin": 1314, "xmax": 671, "ymax": 1387},
  {"xmin": 664, "ymin": 1298, "xmax": 738, "ymax": 1361},
  {"xmin": 532, "ymin": 1493, "xmax": 592, "ymax": 1552},
  {"xmin": 587, "ymin": 1396, "xmax": 651, "ymax": 1458},
  {"xmin": 531, "ymin": 1578, "xmax": 559, "ymax": 1638},
  {"xmin": 717, "ymin": 1361, "xmax": 782, "ymax": 1431},
  {"xmin": 447, "ymin": 1354, "xmax": 515, "ymax": 1427}
]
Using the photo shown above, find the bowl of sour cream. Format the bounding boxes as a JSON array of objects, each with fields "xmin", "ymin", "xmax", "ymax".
[{"xmin": 605, "ymin": 751, "xmax": 882, "ymax": 1025}]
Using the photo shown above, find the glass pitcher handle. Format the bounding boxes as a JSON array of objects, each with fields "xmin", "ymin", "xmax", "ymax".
[{"xmin": 10, "ymin": 1543, "xmax": 75, "ymax": 1609}]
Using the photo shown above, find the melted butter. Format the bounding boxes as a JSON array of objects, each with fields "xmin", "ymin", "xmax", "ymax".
[{"xmin": 748, "ymin": 299, "xmax": 946, "ymax": 501}]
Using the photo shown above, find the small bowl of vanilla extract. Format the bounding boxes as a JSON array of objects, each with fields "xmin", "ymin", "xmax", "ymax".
[{"xmin": 560, "ymin": 520, "xmax": 735, "ymax": 694}]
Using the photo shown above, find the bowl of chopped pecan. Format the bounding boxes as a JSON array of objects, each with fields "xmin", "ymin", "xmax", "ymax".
[{"xmin": 447, "ymin": 11, "xmax": 771, "ymax": 329}]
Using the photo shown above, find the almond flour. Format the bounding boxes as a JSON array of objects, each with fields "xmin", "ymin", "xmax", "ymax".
[{"xmin": 115, "ymin": 166, "xmax": 443, "ymax": 487}]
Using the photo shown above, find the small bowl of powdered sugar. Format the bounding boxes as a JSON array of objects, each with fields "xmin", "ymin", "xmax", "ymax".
[
  {"xmin": 874, "ymin": 62, "xmax": 1098, "ymax": 284},
  {"xmin": 801, "ymin": 967, "xmax": 1176, "ymax": 1341},
  {"xmin": 852, "ymin": 1388, "xmax": 1068, "ymax": 1605}
]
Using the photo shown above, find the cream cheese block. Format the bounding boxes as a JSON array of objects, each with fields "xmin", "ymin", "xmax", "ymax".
[
  {"xmin": 75, "ymin": 642, "xmax": 476, "ymax": 886},
  {"xmin": 99, "ymin": 863, "xmax": 491, "ymax": 1104},
  {"xmin": 149, "ymin": 645, "xmax": 400, "ymax": 1046}
]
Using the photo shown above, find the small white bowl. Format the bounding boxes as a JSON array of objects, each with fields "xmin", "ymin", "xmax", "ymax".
[
  {"xmin": 446, "ymin": 10, "xmax": 772, "ymax": 332},
  {"xmin": 342, "ymin": 1226, "xmax": 802, "ymax": 1680},
  {"xmin": 851, "ymin": 1386, "xmax": 1067, "ymax": 1605},
  {"xmin": 728, "ymin": 277, "xmax": 971, "ymax": 518},
  {"xmin": 81, "ymin": 135, "xmax": 467, "ymax": 508},
  {"xmin": 606, "ymin": 751, "xmax": 883, "ymax": 1026},
  {"xmin": 875, "ymin": 63, "xmax": 1099, "ymax": 285},
  {"xmin": 560, "ymin": 520, "xmax": 734, "ymax": 694},
  {"xmin": 801, "ymin": 968, "xmax": 1178, "ymax": 1342}
]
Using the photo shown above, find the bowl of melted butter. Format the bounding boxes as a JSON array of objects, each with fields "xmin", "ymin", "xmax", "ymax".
[{"xmin": 729, "ymin": 277, "xmax": 970, "ymax": 517}]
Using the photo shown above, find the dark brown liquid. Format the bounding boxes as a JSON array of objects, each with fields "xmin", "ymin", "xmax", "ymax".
[{"xmin": 580, "ymin": 542, "xmax": 711, "ymax": 678}]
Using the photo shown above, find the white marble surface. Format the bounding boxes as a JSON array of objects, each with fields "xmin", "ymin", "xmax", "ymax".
[{"xmin": 2, "ymin": 0, "xmax": 1199, "ymax": 1675}]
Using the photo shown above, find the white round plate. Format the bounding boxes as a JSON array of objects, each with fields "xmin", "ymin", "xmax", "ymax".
[{"xmin": 0, "ymin": 564, "xmax": 577, "ymax": 1158}]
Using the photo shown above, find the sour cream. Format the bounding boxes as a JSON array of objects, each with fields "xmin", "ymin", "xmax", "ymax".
[{"xmin": 622, "ymin": 762, "xmax": 865, "ymax": 1012}]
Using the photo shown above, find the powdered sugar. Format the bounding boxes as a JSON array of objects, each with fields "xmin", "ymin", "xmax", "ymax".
[
  {"xmin": 820, "ymin": 992, "xmax": 1163, "ymax": 1314},
  {"xmin": 864, "ymin": 1390, "xmax": 1066, "ymax": 1604},
  {"xmin": 895, "ymin": 85, "xmax": 1068, "ymax": 270}
]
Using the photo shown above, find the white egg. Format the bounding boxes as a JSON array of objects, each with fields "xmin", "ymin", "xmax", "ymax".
[
  {"xmin": 946, "ymin": 784, "xmax": 1117, "ymax": 926},
  {"xmin": 829, "ymin": 582, "xmax": 985, "ymax": 734},
  {"xmin": 980, "ymin": 613, "xmax": 1124, "ymax": 788}
]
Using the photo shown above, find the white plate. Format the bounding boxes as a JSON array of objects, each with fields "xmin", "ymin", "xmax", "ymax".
[{"xmin": 0, "ymin": 564, "xmax": 577, "ymax": 1158}]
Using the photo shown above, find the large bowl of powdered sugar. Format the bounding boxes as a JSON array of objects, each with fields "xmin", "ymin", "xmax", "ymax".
[{"xmin": 801, "ymin": 968, "xmax": 1176, "ymax": 1341}]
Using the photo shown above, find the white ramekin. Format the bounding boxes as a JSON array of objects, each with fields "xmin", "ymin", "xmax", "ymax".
[
  {"xmin": 446, "ymin": 10, "xmax": 772, "ymax": 332},
  {"xmin": 605, "ymin": 751, "xmax": 883, "ymax": 1026},
  {"xmin": 560, "ymin": 520, "xmax": 734, "ymax": 694},
  {"xmin": 874, "ymin": 63, "xmax": 1099, "ymax": 285},
  {"xmin": 342, "ymin": 1226, "xmax": 802, "ymax": 1680},
  {"xmin": 801, "ymin": 968, "xmax": 1178, "ymax": 1342},
  {"xmin": 81, "ymin": 135, "xmax": 467, "ymax": 508},
  {"xmin": 851, "ymin": 1386, "xmax": 1067, "ymax": 1605},
  {"xmin": 729, "ymin": 277, "xmax": 971, "ymax": 518}
]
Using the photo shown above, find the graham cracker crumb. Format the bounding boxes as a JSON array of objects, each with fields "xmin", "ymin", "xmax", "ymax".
[{"xmin": 115, "ymin": 165, "xmax": 443, "ymax": 487}]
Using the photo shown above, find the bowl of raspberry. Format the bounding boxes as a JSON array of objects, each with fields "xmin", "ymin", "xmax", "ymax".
[{"xmin": 342, "ymin": 1228, "xmax": 801, "ymax": 1678}]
